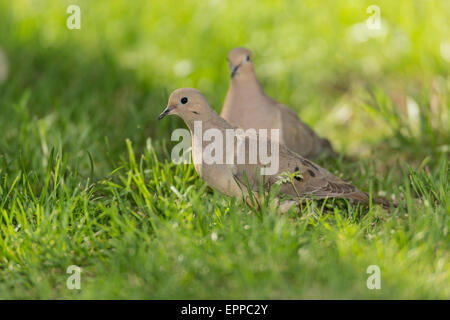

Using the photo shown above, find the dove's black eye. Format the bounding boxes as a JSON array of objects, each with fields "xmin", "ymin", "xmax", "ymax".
[
  {"xmin": 180, "ymin": 97, "xmax": 188, "ymax": 104},
  {"xmin": 246, "ymin": 55, "xmax": 250, "ymax": 61}
]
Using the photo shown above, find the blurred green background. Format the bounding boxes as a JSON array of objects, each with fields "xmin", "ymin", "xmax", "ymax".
[
  {"xmin": 0, "ymin": 0, "xmax": 448, "ymax": 299},
  {"xmin": 1, "ymin": 0, "xmax": 448, "ymax": 175}
]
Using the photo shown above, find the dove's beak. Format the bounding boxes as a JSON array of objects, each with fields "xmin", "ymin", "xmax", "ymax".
[
  {"xmin": 158, "ymin": 105, "xmax": 176, "ymax": 120},
  {"xmin": 231, "ymin": 64, "xmax": 241, "ymax": 78}
]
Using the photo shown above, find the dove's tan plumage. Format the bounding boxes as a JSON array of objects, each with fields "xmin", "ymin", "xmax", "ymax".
[
  {"xmin": 221, "ymin": 48, "xmax": 336, "ymax": 159},
  {"xmin": 159, "ymin": 88, "xmax": 388, "ymax": 210}
]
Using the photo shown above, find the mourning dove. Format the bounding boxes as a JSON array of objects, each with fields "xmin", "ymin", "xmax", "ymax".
[
  {"xmin": 221, "ymin": 47, "xmax": 336, "ymax": 159},
  {"xmin": 159, "ymin": 88, "xmax": 388, "ymax": 210}
]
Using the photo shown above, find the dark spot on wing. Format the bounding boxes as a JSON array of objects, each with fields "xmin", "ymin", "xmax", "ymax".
[
  {"xmin": 192, "ymin": 111, "xmax": 199, "ymax": 114},
  {"xmin": 307, "ymin": 169, "xmax": 316, "ymax": 177},
  {"xmin": 295, "ymin": 166, "xmax": 299, "ymax": 171}
]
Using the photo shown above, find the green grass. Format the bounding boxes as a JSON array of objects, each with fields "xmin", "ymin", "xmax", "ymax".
[{"xmin": 0, "ymin": 0, "xmax": 449, "ymax": 299}]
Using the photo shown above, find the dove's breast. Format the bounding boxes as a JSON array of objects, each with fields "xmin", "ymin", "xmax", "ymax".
[
  {"xmin": 198, "ymin": 163, "xmax": 243, "ymax": 198},
  {"xmin": 222, "ymin": 97, "xmax": 280, "ymax": 134},
  {"xmin": 191, "ymin": 134, "xmax": 243, "ymax": 198}
]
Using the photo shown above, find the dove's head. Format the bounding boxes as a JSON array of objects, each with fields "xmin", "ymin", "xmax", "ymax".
[
  {"xmin": 158, "ymin": 88, "xmax": 213, "ymax": 122},
  {"xmin": 227, "ymin": 47, "xmax": 254, "ymax": 78}
]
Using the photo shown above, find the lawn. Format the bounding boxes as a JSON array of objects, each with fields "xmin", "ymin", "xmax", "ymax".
[{"xmin": 0, "ymin": 0, "xmax": 448, "ymax": 299}]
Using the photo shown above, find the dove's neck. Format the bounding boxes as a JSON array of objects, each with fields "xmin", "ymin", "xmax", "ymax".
[
  {"xmin": 184, "ymin": 110, "xmax": 234, "ymax": 134},
  {"xmin": 184, "ymin": 110, "xmax": 235, "ymax": 172},
  {"xmin": 230, "ymin": 71, "xmax": 265, "ymax": 97}
]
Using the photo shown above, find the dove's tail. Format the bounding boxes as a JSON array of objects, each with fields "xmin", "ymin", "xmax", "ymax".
[
  {"xmin": 373, "ymin": 196, "xmax": 392, "ymax": 209},
  {"xmin": 351, "ymin": 191, "xmax": 397, "ymax": 212}
]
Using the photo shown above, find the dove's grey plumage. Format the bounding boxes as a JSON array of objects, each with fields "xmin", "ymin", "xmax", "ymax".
[
  {"xmin": 221, "ymin": 48, "xmax": 336, "ymax": 159},
  {"xmin": 159, "ymin": 88, "xmax": 388, "ymax": 210}
]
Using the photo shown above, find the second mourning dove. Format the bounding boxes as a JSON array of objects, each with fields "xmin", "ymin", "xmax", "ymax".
[
  {"xmin": 221, "ymin": 47, "xmax": 336, "ymax": 159},
  {"xmin": 159, "ymin": 88, "xmax": 389, "ymax": 210}
]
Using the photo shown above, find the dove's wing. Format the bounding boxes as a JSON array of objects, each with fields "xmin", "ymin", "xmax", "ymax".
[
  {"xmin": 277, "ymin": 103, "xmax": 337, "ymax": 159},
  {"xmin": 231, "ymin": 141, "xmax": 368, "ymax": 203},
  {"xmin": 277, "ymin": 147, "xmax": 369, "ymax": 201}
]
